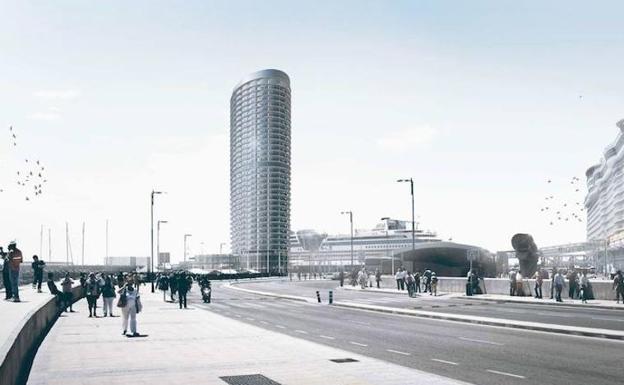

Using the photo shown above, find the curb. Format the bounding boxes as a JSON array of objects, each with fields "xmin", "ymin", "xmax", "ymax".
[
  {"xmin": 225, "ymin": 283, "xmax": 624, "ymax": 341},
  {"xmin": 456, "ymin": 295, "xmax": 624, "ymax": 311},
  {"xmin": 331, "ymin": 301, "xmax": 624, "ymax": 341}
]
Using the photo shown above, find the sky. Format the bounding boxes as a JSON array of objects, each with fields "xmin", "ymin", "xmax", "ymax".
[{"xmin": 1, "ymin": 1, "xmax": 623, "ymax": 264}]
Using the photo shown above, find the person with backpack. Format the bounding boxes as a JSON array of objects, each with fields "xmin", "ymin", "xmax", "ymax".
[
  {"xmin": 102, "ymin": 275, "xmax": 117, "ymax": 317},
  {"xmin": 118, "ymin": 281, "xmax": 142, "ymax": 337},
  {"xmin": 158, "ymin": 274, "xmax": 170, "ymax": 302},
  {"xmin": 423, "ymin": 268, "xmax": 432, "ymax": 293}
]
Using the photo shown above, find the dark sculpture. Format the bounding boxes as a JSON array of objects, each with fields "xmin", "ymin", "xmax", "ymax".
[{"xmin": 511, "ymin": 233, "xmax": 539, "ymax": 277}]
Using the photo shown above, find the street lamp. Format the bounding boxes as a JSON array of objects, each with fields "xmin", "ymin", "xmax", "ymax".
[
  {"xmin": 341, "ymin": 211, "xmax": 354, "ymax": 268},
  {"xmin": 150, "ymin": 190, "xmax": 165, "ymax": 293},
  {"xmin": 397, "ymin": 178, "xmax": 415, "ymax": 252},
  {"xmin": 157, "ymin": 220, "xmax": 168, "ymax": 272},
  {"xmin": 184, "ymin": 234, "xmax": 192, "ymax": 263}
]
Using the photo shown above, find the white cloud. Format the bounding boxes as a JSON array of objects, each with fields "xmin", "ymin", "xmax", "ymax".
[
  {"xmin": 376, "ymin": 125, "xmax": 437, "ymax": 152},
  {"xmin": 33, "ymin": 89, "xmax": 81, "ymax": 100}
]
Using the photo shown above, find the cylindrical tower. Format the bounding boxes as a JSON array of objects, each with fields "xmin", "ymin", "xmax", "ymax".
[{"xmin": 230, "ymin": 69, "xmax": 291, "ymax": 274}]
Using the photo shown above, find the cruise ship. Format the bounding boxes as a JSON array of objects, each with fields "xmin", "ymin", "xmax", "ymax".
[{"xmin": 289, "ymin": 218, "xmax": 441, "ymax": 271}]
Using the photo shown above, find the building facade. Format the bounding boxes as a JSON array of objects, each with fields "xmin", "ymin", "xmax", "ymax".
[
  {"xmin": 585, "ymin": 119, "xmax": 624, "ymax": 273},
  {"xmin": 230, "ymin": 69, "xmax": 291, "ymax": 273}
]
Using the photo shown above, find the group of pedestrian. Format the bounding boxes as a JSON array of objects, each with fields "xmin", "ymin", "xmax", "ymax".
[
  {"xmin": 352, "ymin": 268, "xmax": 381, "ymax": 289},
  {"xmin": 156, "ymin": 271, "xmax": 193, "ymax": 309},
  {"xmin": 396, "ymin": 267, "xmax": 438, "ymax": 297},
  {"xmin": 47, "ymin": 270, "xmax": 143, "ymax": 336}
]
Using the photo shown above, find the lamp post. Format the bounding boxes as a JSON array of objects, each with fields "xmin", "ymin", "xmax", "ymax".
[
  {"xmin": 157, "ymin": 220, "xmax": 168, "ymax": 272},
  {"xmin": 184, "ymin": 234, "xmax": 192, "ymax": 263},
  {"xmin": 341, "ymin": 211, "xmax": 354, "ymax": 268},
  {"xmin": 150, "ymin": 190, "xmax": 165, "ymax": 293},
  {"xmin": 397, "ymin": 178, "xmax": 415, "ymax": 252}
]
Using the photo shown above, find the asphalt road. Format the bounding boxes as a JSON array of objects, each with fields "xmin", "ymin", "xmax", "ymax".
[
  {"xmin": 236, "ymin": 280, "xmax": 624, "ymax": 331},
  {"xmin": 188, "ymin": 281, "xmax": 624, "ymax": 385}
]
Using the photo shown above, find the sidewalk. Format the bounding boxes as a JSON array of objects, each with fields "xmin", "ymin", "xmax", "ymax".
[
  {"xmin": 458, "ymin": 294, "xmax": 624, "ymax": 310},
  {"xmin": 27, "ymin": 288, "xmax": 471, "ymax": 385}
]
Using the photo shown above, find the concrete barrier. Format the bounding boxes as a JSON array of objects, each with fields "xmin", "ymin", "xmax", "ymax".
[{"xmin": 0, "ymin": 285, "xmax": 83, "ymax": 385}]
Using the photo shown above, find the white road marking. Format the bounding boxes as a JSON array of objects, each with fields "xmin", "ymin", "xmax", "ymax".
[
  {"xmin": 386, "ymin": 349, "xmax": 410, "ymax": 356},
  {"xmin": 260, "ymin": 321, "xmax": 269, "ymax": 325},
  {"xmin": 431, "ymin": 358, "xmax": 458, "ymax": 365},
  {"xmin": 320, "ymin": 335, "xmax": 335, "ymax": 340},
  {"xmin": 245, "ymin": 317, "xmax": 255, "ymax": 321},
  {"xmin": 349, "ymin": 341, "xmax": 368, "ymax": 347},
  {"xmin": 295, "ymin": 329, "xmax": 308, "ymax": 334},
  {"xmin": 275, "ymin": 324, "xmax": 286, "ymax": 329},
  {"xmin": 235, "ymin": 314, "xmax": 242, "ymax": 318},
  {"xmin": 591, "ymin": 317, "xmax": 624, "ymax": 322},
  {"xmin": 535, "ymin": 312, "xmax": 572, "ymax": 318},
  {"xmin": 459, "ymin": 337, "xmax": 504, "ymax": 346},
  {"xmin": 348, "ymin": 320, "xmax": 372, "ymax": 326},
  {"xmin": 486, "ymin": 369, "xmax": 526, "ymax": 379}
]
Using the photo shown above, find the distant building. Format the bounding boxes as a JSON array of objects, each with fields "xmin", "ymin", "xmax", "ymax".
[
  {"xmin": 585, "ymin": 119, "xmax": 624, "ymax": 272},
  {"xmin": 289, "ymin": 219, "xmax": 441, "ymax": 273},
  {"xmin": 189, "ymin": 254, "xmax": 237, "ymax": 270},
  {"xmin": 104, "ymin": 256, "xmax": 150, "ymax": 267},
  {"xmin": 230, "ymin": 69, "xmax": 291, "ymax": 273},
  {"xmin": 158, "ymin": 252, "xmax": 170, "ymax": 267}
]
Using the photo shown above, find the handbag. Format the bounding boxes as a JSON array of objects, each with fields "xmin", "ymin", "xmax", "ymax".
[
  {"xmin": 135, "ymin": 296, "xmax": 143, "ymax": 313},
  {"xmin": 117, "ymin": 290, "xmax": 127, "ymax": 308}
]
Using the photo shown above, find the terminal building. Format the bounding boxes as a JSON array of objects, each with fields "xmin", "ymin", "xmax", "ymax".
[
  {"xmin": 288, "ymin": 219, "xmax": 495, "ymax": 276},
  {"xmin": 584, "ymin": 118, "xmax": 624, "ymax": 273}
]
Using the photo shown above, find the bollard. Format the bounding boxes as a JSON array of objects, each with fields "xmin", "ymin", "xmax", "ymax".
[
  {"xmin": 316, "ymin": 290, "xmax": 321, "ymax": 303},
  {"xmin": 329, "ymin": 290, "xmax": 333, "ymax": 304}
]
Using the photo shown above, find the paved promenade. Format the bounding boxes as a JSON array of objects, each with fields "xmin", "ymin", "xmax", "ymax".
[{"xmin": 27, "ymin": 286, "xmax": 471, "ymax": 385}]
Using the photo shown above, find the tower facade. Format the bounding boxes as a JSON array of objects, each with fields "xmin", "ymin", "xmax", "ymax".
[{"xmin": 230, "ymin": 69, "xmax": 291, "ymax": 273}]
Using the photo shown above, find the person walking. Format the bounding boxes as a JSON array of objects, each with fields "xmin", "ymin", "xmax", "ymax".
[
  {"xmin": 338, "ymin": 270, "xmax": 344, "ymax": 287},
  {"xmin": 85, "ymin": 273, "xmax": 101, "ymax": 317},
  {"xmin": 31, "ymin": 255, "xmax": 46, "ymax": 293},
  {"xmin": 158, "ymin": 274, "xmax": 170, "ymax": 302},
  {"xmin": 568, "ymin": 270, "xmax": 578, "ymax": 299},
  {"xmin": 169, "ymin": 273, "xmax": 178, "ymax": 302},
  {"xmin": 554, "ymin": 270, "xmax": 565, "ymax": 302},
  {"xmin": 118, "ymin": 281, "xmax": 142, "ymax": 337},
  {"xmin": 7, "ymin": 242, "xmax": 23, "ymax": 302},
  {"xmin": 2, "ymin": 247, "xmax": 13, "ymax": 300},
  {"xmin": 177, "ymin": 272, "xmax": 190, "ymax": 309},
  {"xmin": 509, "ymin": 270, "xmax": 517, "ymax": 296},
  {"xmin": 414, "ymin": 272, "xmax": 421, "ymax": 293},
  {"xmin": 431, "ymin": 273, "xmax": 438, "ymax": 296},
  {"xmin": 102, "ymin": 275, "xmax": 116, "ymax": 317},
  {"xmin": 580, "ymin": 272, "xmax": 590, "ymax": 304},
  {"xmin": 534, "ymin": 270, "xmax": 543, "ymax": 299},
  {"xmin": 549, "ymin": 268, "xmax": 556, "ymax": 299},
  {"xmin": 613, "ymin": 270, "xmax": 624, "ymax": 304},
  {"xmin": 61, "ymin": 272, "xmax": 75, "ymax": 312},
  {"xmin": 375, "ymin": 269, "xmax": 381, "ymax": 289},
  {"xmin": 406, "ymin": 272, "xmax": 415, "ymax": 297},
  {"xmin": 423, "ymin": 268, "xmax": 432, "ymax": 293}
]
